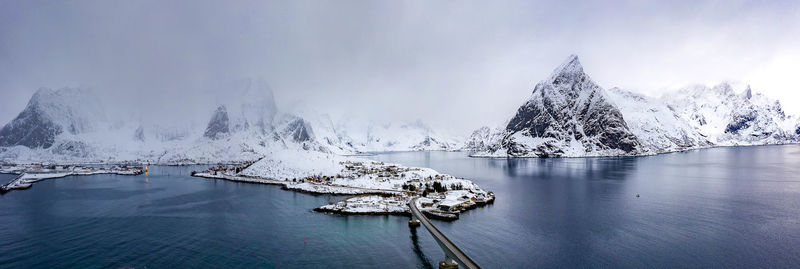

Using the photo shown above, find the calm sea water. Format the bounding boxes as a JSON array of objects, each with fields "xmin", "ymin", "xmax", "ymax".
[{"xmin": 1, "ymin": 145, "xmax": 800, "ymax": 268}]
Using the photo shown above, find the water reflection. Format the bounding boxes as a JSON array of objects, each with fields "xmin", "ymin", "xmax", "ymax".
[
  {"xmin": 409, "ymin": 227, "xmax": 434, "ymax": 269},
  {"xmin": 489, "ymin": 156, "xmax": 638, "ymax": 182},
  {"xmin": 367, "ymin": 148, "xmax": 800, "ymax": 268}
]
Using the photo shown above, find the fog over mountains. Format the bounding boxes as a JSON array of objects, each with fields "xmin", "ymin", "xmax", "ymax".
[
  {"xmin": 1, "ymin": 55, "xmax": 798, "ymax": 163},
  {"xmin": 0, "ymin": 79, "xmax": 460, "ymax": 164}
]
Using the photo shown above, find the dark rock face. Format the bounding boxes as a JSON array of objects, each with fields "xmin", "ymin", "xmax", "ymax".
[
  {"xmin": 725, "ymin": 111, "xmax": 757, "ymax": 134},
  {"xmin": 283, "ymin": 118, "xmax": 314, "ymax": 143},
  {"xmin": 796, "ymin": 125, "xmax": 800, "ymax": 135},
  {"xmin": 419, "ymin": 136, "xmax": 436, "ymax": 147},
  {"xmin": 52, "ymin": 140, "xmax": 91, "ymax": 157},
  {"xmin": 500, "ymin": 55, "xmax": 641, "ymax": 157},
  {"xmin": 134, "ymin": 126, "xmax": 145, "ymax": 142},
  {"xmin": 204, "ymin": 106, "xmax": 230, "ymax": 140},
  {"xmin": 0, "ymin": 102, "xmax": 62, "ymax": 148}
]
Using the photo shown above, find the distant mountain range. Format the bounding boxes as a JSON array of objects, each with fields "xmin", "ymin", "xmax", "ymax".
[
  {"xmin": 465, "ymin": 55, "xmax": 800, "ymax": 157},
  {"xmin": 1, "ymin": 56, "xmax": 798, "ymax": 163},
  {"xmin": 0, "ymin": 80, "xmax": 460, "ymax": 164}
]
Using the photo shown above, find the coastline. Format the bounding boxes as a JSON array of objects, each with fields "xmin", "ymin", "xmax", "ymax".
[{"xmin": 1, "ymin": 166, "xmax": 144, "ymax": 194}]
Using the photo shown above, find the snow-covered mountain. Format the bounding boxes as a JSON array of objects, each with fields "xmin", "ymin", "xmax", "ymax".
[
  {"xmin": 287, "ymin": 110, "xmax": 462, "ymax": 154},
  {"xmin": 226, "ymin": 79, "xmax": 278, "ymax": 133},
  {"xmin": 0, "ymin": 82, "xmax": 462, "ymax": 164},
  {"xmin": 605, "ymin": 87, "xmax": 712, "ymax": 152},
  {"xmin": 663, "ymin": 82, "xmax": 795, "ymax": 145},
  {"xmin": 345, "ymin": 120, "xmax": 461, "ymax": 152},
  {"xmin": 467, "ymin": 55, "xmax": 799, "ymax": 157},
  {"xmin": 0, "ymin": 88, "xmax": 107, "ymax": 149},
  {"xmin": 4, "ymin": 57, "xmax": 796, "ymax": 163},
  {"xmin": 473, "ymin": 55, "xmax": 643, "ymax": 157},
  {"xmin": 462, "ymin": 126, "xmax": 505, "ymax": 153},
  {"xmin": 204, "ymin": 105, "xmax": 231, "ymax": 140}
]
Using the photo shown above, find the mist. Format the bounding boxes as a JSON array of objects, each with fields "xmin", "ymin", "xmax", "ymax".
[{"xmin": 2, "ymin": 0, "xmax": 799, "ymax": 135}]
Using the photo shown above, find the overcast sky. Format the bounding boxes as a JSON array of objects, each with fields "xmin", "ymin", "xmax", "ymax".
[{"xmin": 1, "ymin": 0, "xmax": 799, "ymax": 134}]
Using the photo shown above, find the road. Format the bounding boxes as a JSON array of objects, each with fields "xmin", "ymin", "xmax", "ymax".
[{"xmin": 409, "ymin": 197, "xmax": 481, "ymax": 269}]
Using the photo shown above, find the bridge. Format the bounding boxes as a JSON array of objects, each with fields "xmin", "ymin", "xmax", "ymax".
[{"xmin": 409, "ymin": 197, "xmax": 481, "ymax": 269}]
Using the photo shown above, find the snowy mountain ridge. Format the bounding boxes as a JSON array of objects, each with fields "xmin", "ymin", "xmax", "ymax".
[
  {"xmin": 466, "ymin": 55, "xmax": 799, "ymax": 157},
  {"xmin": 605, "ymin": 87, "xmax": 713, "ymax": 153},
  {"xmin": 663, "ymin": 82, "xmax": 795, "ymax": 146},
  {"xmin": 2, "ymin": 56, "xmax": 798, "ymax": 163},
  {"xmin": 284, "ymin": 108, "xmax": 462, "ymax": 154}
]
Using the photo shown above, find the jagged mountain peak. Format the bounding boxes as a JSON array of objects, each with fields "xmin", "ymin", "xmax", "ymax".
[
  {"xmin": 204, "ymin": 105, "xmax": 230, "ymax": 140},
  {"xmin": 531, "ymin": 54, "xmax": 599, "ymax": 103},
  {"xmin": 499, "ymin": 55, "xmax": 642, "ymax": 157},
  {"xmin": 554, "ymin": 54, "xmax": 582, "ymax": 73},
  {"xmin": 229, "ymin": 79, "xmax": 278, "ymax": 132},
  {"xmin": 286, "ymin": 119, "xmax": 314, "ymax": 143},
  {"xmin": 547, "ymin": 54, "xmax": 585, "ymax": 84},
  {"xmin": 743, "ymin": 85, "xmax": 753, "ymax": 99},
  {"xmin": 213, "ymin": 105, "xmax": 228, "ymax": 113}
]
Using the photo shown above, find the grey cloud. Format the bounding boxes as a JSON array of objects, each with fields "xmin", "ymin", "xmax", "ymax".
[{"xmin": 1, "ymin": 0, "xmax": 799, "ymax": 134}]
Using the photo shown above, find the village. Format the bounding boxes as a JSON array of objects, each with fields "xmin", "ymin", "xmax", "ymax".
[
  {"xmin": 192, "ymin": 155, "xmax": 494, "ymax": 221},
  {"xmin": 0, "ymin": 164, "xmax": 145, "ymax": 194}
]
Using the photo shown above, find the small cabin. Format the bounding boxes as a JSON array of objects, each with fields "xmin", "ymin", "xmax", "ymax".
[{"xmin": 438, "ymin": 200, "xmax": 462, "ymax": 211}]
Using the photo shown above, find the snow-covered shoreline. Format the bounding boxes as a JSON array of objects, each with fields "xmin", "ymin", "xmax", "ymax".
[
  {"xmin": 0, "ymin": 165, "xmax": 144, "ymax": 193},
  {"xmin": 193, "ymin": 171, "xmax": 401, "ymax": 195},
  {"xmin": 467, "ymin": 141, "xmax": 799, "ymax": 159}
]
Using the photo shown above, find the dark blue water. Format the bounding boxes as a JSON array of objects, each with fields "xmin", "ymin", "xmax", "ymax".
[{"xmin": 1, "ymin": 145, "xmax": 800, "ymax": 268}]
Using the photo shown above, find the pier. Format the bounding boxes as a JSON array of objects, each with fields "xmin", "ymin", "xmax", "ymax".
[
  {"xmin": 409, "ymin": 197, "xmax": 481, "ymax": 269},
  {"xmin": 0, "ymin": 174, "xmax": 28, "ymax": 193}
]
